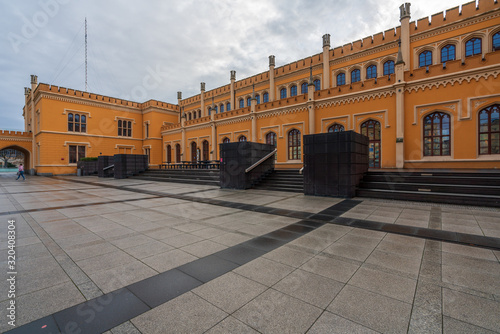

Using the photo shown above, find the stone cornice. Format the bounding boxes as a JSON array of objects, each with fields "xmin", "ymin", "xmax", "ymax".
[
  {"xmin": 35, "ymin": 91, "xmax": 143, "ymax": 114},
  {"xmin": 0, "ymin": 136, "xmax": 33, "ymax": 142},
  {"xmin": 405, "ymin": 65, "xmax": 500, "ymax": 93},
  {"xmin": 330, "ymin": 42, "xmax": 399, "ymax": 66},
  {"xmin": 410, "ymin": 10, "xmax": 500, "ymax": 43}
]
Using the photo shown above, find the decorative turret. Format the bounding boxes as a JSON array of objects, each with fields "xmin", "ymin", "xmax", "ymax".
[
  {"xmin": 322, "ymin": 34, "xmax": 330, "ymax": 48},
  {"xmin": 399, "ymin": 3, "xmax": 411, "ymax": 21}
]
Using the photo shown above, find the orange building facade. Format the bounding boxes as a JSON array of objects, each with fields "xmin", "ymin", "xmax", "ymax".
[{"xmin": 6, "ymin": 0, "xmax": 500, "ymax": 175}]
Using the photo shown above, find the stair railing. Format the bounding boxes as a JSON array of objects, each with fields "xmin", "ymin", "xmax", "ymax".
[
  {"xmin": 245, "ymin": 149, "xmax": 277, "ymax": 173},
  {"xmin": 103, "ymin": 164, "xmax": 114, "ymax": 171},
  {"xmin": 299, "ymin": 167, "xmax": 304, "ymax": 174}
]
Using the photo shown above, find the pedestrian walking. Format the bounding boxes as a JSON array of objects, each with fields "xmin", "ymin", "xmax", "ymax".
[{"xmin": 16, "ymin": 163, "xmax": 25, "ymax": 180}]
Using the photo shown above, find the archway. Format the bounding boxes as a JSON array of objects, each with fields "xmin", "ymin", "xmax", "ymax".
[{"xmin": 0, "ymin": 145, "xmax": 31, "ymax": 171}]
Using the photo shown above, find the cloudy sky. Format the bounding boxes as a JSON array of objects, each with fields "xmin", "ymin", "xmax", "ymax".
[{"xmin": 1, "ymin": 0, "xmax": 465, "ymax": 130}]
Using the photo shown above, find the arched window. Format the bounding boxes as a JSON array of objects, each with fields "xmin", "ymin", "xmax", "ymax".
[
  {"xmin": 263, "ymin": 92, "xmax": 269, "ymax": 103},
  {"xmin": 479, "ymin": 104, "xmax": 500, "ymax": 155},
  {"xmin": 189, "ymin": 112, "xmax": 192, "ymax": 120},
  {"xmin": 361, "ymin": 120, "xmax": 381, "ymax": 168},
  {"xmin": 366, "ymin": 65, "xmax": 377, "ymax": 79},
  {"xmin": 68, "ymin": 113, "xmax": 74, "ymax": 131},
  {"xmin": 239, "ymin": 99, "xmax": 244, "ymax": 109},
  {"xmin": 226, "ymin": 103, "xmax": 231, "ymax": 111},
  {"xmin": 266, "ymin": 132, "xmax": 277, "ymax": 146},
  {"xmin": 280, "ymin": 88, "xmax": 287, "ymax": 99},
  {"xmin": 423, "ymin": 112, "xmax": 451, "ymax": 156},
  {"xmin": 493, "ymin": 32, "xmax": 500, "ymax": 51},
  {"xmin": 191, "ymin": 142, "xmax": 198, "ymax": 163},
  {"xmin": 288, "ymin": 129, "xmax": 301, "ymax": 160},
  {"xmin": 247, "ymin": 97, "xmax": 251, "ymax": 107},
  {"xmin": 441, "ymin": 44, "xmax": 456, "ymax": 63},
  {"xmin": 266, "ymin": 132, "xmax": 277, "ymax": 160},
  {"xmin": 465, "ymin": 38, "xmax": 482, "ymax": 57},
  {"xmin": 175, "ymin": 144, "xmax": 181, "ymax": 163},
  {"xmin": 238, "ymin": 135, "xmax": 247, "ymax": 142},
  {"xmin": 256, "ymin": 95, "xmax": 260, "ymax": 104},
  {"xmin": 419, "ymin": 50, "xmax": 432, "ymax": 67},
  {"xmin": 198, "ymin": 110, "xmax": 201, "ymax": 118},
  {"xmin": 314, "ymin": 79, "xmax": 321, "ymax": 91},
  {"xmin": 290, "ymin": 85, "xmax": 297, "ymax": 97},
  {"xmin": 328, "ymin": 124, "xmax": 345, "ymax": 132},
  {"xmin": 68, "ymin": 113, "xmax": 86, "ymax": 133},
  {"xmin": 80, "ymin": 115, "xmax": 86, "ymax": 133},
  {"xmin": 351, "ymin": 69, "xmax": 361, "ymax": 83},
  {"xmin": 301, "ymin": 82, "xmax": 308, "ymax": 94},
  {"xmin": 383, "ymin": 61, "xmax": 395, "ymax": 76},
  {"xmin": 222, "ymin": 137, "xmax": 230, "ymax": 144},
  {"xmin": 220, "ymin": 104, "xmax": 224, "ymax": 113},
  {"xmin": 202, "ymin": 140, "xmax": 209, "ymax": 161},
  {"xmin": 193, "ymin": 111, "xmax": 197, "ymax": 119},
  {"xmin": 214, "ymin": 106, "xmax": 218, "ymax": 114},
  {"xmin": 166, "ymin": 145, "xmax": 172, "ymax": 163},
  {"xmin": 336, "ymin": 73, "xmax": 346, "ymax": 86}
]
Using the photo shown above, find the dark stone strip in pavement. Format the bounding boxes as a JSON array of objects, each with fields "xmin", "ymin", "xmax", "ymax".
[{"xmin": 5, "ymin": 200, "xmax": 354, "ymax": 334}]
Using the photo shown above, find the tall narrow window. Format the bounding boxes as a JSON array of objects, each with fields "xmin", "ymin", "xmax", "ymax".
[
  {"xmin": 288, "ymin": 129, "xmax": 301, "ymax": 160},
  {"xmin": 69, "ymin": 145, "xmax": 86, "ymax": 164},
  {"xmin": 239, "ymin": 99, "xmax": 244, "ymax": 108},
  {"xmin": 68, "ymin": 113, "xmax": 74, "ymax": 131},
  {"xmin": 328, "ymin": 124, "xmax": 345, "ymax": 132},
  {"xmin": 301, "ymin": 82, "xmax": 308, "ymax": 94},
  {"xmin": 479, "ymin": 104, "xmax": 500, "ymax": 155},
  {"xmin": 247, "ymin": 97, "xmax": 251, "ymax": 107},
  {"xmin": 145, "ymin": 123, "xmax": 149, "ymax": 138},
  {"xmin": 202, "ymin": 140, "xmax": 209, "ymax": 161},
  {"xmin": 214, "ymin": 106, "xmax": 218, "ymax": 114},
  {"xmin": 419, "ymin": 50, "xmax": 432, "ymax": 67},
  {"xmin": 222, "ymin": 137, "xmax": 230, "ymax": 144},
  {"xmin": 175, "ymin": 144, "xmax": 181, "ymax": 163},
  {"xmin": 191, "ymin": 142, "xmax": 197, "ymax": 163},
  {"xmin": 166, "ymin": 145, "xmax": 172, "ymax": 163},
  {"xmin": 314, "ymin": 79, "xmax": 320, "ymax": 91},
  {"xmin": 366, "ymin": 65, "xmax": 377, "ymax": 79},
  {"xmin": 280, "ymin": 88, "xmax": 287, "ymax": 99},
  {"xmin": 383, "ymin": 61, "xmax": 395, "ymax": 76},
  {"xmin": 465, "ymin": 38, "xmax": 482, "ymax": 57},
  {"xmin": 290, "ymin": 85, "xmax": 297, "ymax": 97},
  {"xmin": 226, "ymin": 102, "xmax": 231, "ymax": 111},
  {"xmin": 238, "ymin": 135, "xmax": 247, "ymax": 142},
  {"xmin": 220, "ymin": 104, "xmax": 224, "ymax": 113},
  {"xmin": 423, "ymin": 112, "xmax": 451, "ymax": 156},
  {"xmin": 336, "ymin": 73, "xmax": 346, "ymax": 86},
  {"xmin": 441, "ymin": 44, "xmax": 456, "ymax": 63},
  {"xmin": 351, "ymin": 69, "xmax": 361, "ymax": 83},
  {"xmin": 189, "ymin": 113, "xmax": 192, "ymax": 120},
  {"xmin": 493, "ymin": 32, "xmax": 500, "ymax": 51},
  {"xmin": 361, "ymin": 120, "xmax": 381, "ymax": 168},
  {"xmin": 256, "ymin": 95, "xmax": 260, "ymax": 104},
  {"xmin": 263, "ymin": 92, "xmax": 269, "ymax": 103},
  {"xmin": 266, "ymin": 132, "xmax": 277, "ymax": 160}
]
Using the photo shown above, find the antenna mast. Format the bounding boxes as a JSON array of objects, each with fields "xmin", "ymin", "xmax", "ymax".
[{"xmin": 85, "ymin": 17, "xmax": 88, "ymax": 92}]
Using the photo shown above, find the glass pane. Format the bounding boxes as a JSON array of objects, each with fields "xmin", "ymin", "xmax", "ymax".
[
  {"xmin": 118, "ymin": 120, "xmax": 122, "ymax": 127},
  {"xmin": 128, "ymin": 121, "xmax": 132, "ymax": 129},
  {"xmin": 75, "ymin": 114, "xmax": 80, "ymax": 122},
  {"xmin": 68, "ymin": 123, "xmax": 73, "ymax": 131},
  {"xmin": 81, "ymin": 115, "xmax": 86, "ymax": 123},
  {"xmin": 118, "ymin": 128, "xmax": 122, "ymax": 136},
  {"xmin": 68, "ymin": 113, "xmax": 73, "ymax": 121},
  {"xmin": 128, "ymin": 129, "xmax": 131, "ymax": 136},
  {"xmin": 75, "ymin": 123, "xmax": 80, "ymax": 132},
  {"xmin": 78, "ymin": 146, "xmax": 86, "ymax": 161},
  {"xmin": 69, "ymin": 146, "xmax": 76, "ymax": 163},
  {"xmin": 81, "ymin": 124, "xmax": 86, "ymax": 133},
  {"xmin": 480, "ymin": 125, "xmax": 489, "ymax": 133}
]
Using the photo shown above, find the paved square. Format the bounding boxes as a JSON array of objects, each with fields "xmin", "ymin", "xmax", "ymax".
[{"xmin": 1, "ymin": 173, "xmax": 500, "ymax": 333}]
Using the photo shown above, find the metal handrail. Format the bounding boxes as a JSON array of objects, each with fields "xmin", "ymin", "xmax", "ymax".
[
  {"xmin": 103, "ymin": 164, "xmax": 114, "ymax": 171},
  {"xmin": 299, "ymin": 167, "xmax": 304, "ymax": 174},
  {"xmin": 245, "ymin": 149, "xmax": 277, "ymax": 173}
]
